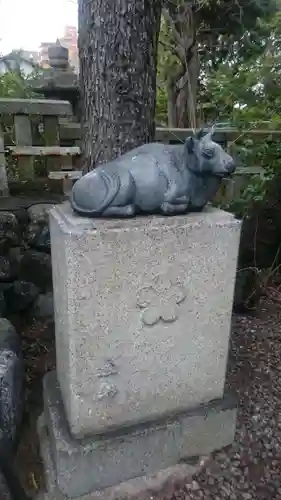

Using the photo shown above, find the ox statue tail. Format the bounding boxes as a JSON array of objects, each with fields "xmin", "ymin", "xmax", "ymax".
[{"xmin": 71, "ymin": 169, "xmax": 121, "ymax": 216}]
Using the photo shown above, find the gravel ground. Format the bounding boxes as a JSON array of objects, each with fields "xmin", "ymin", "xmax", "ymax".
[
  {"xmin": 180, "ymin": 297, "xmax": 281, "ymax": 500},
  {"xmin": 14, "ymin": 297, "xmax": 281, "ymax": 498}
]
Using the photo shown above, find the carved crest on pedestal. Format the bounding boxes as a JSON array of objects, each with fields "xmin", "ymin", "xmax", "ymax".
[{"xmin": 136, "ymin": 275, "xmax": 186, "ymax": 326}]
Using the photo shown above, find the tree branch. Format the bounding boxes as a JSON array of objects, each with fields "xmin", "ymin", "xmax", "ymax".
[{"xmin": 158, "ymin": 39, "xmax": 182, "ymax": 60}]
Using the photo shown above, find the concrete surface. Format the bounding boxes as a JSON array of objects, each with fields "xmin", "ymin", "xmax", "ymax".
[
  {"xmin": 50, "ymin": 202, "xmax": 241, "ymax": 438},
  {"xmin": 38, "ymin": 371, "xmax": 237, "ymax": 498},
  {"xmin": 36, "ymin": 433, "xmax": 203, "ymax": 500}
]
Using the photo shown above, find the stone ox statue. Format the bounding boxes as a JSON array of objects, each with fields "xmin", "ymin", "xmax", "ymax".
[{"xmin": 71, "ymin": 130, "xmax": 235, "ymax": 217}]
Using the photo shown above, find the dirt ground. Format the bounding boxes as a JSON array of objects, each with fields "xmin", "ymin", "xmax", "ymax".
[
  {"xmin": 15, "ymin": 296, "xmax": 281, "ymax": 499},
  {"xmin": 16, "ymin": 319, "xmax": 55, "ymax": 496}
]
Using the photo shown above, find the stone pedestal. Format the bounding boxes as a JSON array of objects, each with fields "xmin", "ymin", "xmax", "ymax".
[
  {"xmin": 38, "ymin": 372, "xmax": 237, "ymax": 499},
  {"xmin": 50, "ymin": 203, "xmax": 240, "ymax": 438},
  {"xmin": 39, "ymin": 202, "xmax": 241, "ymax": 499}
]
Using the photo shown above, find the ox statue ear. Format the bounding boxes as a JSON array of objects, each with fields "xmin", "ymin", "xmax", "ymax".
[{"xmin": 185, "ymin": 136, "xmax": 198, "ymax": 154}]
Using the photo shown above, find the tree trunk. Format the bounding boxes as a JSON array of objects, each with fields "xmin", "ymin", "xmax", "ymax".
[
  {"xmin": 165, "ymin": 44, "xmax": 199, "ymax": 129},
  {"xmin": 78, "ymin": 0, "xmax": 163, "ymax": 171},
  {"xmin": 167, "ymin": 78, "xmax": 178, "ymax": 127},
  {"xmin": 185, "ymin": 46, "xmax": 199, "ymax": 129}
]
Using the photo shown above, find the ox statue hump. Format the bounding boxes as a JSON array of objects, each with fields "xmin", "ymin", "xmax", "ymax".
[{"xmin": 70, "ymin": 130, "xmax": 235, "ymax": 218}]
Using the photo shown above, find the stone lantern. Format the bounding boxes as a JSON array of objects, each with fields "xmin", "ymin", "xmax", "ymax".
[
  {"xmin": 32, "ymin": 39, "xmax": 80, "ymax": 120},
  {"xmin": 48, "ymin": 39, "xmax": 69, "ymax": 69}
]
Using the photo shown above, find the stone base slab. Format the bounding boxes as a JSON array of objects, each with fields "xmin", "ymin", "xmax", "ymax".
[
  {"xmin": 38, "ymin": 371, "xmax": 237, "ymax": 499},
  {"xmin": 37, "ymin": 423, "xmax": 206, "ymax": 500}
]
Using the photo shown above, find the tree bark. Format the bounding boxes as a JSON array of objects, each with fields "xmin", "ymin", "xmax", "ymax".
[
  {"xmin": 166, "ymin": 67, "xmax": 183, "ymax": 128},
  {"xmin": 78, "ymin": 0, "xmax": 163, "ymax": 171},
  {"xmin": 167, "ymin": 81, "xmax": 177, "ymax": 127},
  {"xmin": 184, "ymin": 46, "xmax": 199, "ymax": 129},
  {"xmin": 162, "ymin": 3, "xmax": 199, "ymax": 129},
  {"xmin": 166, "ymin": 47, "xmax": 199, "ymax": 129}
]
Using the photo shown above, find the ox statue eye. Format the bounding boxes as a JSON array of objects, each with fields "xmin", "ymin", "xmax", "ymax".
[{"xmin": 203, "ymin": 148, "xmax": 215, "ymax": 159}]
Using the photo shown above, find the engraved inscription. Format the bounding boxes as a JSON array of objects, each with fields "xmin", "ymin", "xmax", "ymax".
[
  {"xmin": 97, "ymin": 382, "xmax": 118, "ymax": 401},
  {"xmin": 97, "ymin": 359, "xmax": 118, "ymax": 378},
  {"xmin": 136, "ymin": 275, "xmax": 186, "ymax": 326}
]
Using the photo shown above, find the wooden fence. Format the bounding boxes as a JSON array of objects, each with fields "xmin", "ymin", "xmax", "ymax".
[
  {"xmin": 0, "ymin": 98, "xmax": 81, "ymax": 196},
  {"xmin": 0, "ymin": 97, "xmax": 277, "ymax": 202}
]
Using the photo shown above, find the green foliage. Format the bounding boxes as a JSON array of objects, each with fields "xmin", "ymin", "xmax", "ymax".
[
  {"xmin": 156, "ymin": 2, "xmax": 281, "ymax": 215},
  {"xmin": 0, "ymin": 69, "xmax": 46, "ymax": 181},
  {"xmin": 156, "ymin": 0, "xmax": 278, "ymax": 124},
  {"xmin": 206, "ymin": 11, "xmax": 281, "ymax": 215},
  {"xmin": 0, "ymin": 70, "xmax": 39, "ymax": 98},
  {"xmin": 198, "ymin": 0, "xmax": 277, "ymax": 67}
]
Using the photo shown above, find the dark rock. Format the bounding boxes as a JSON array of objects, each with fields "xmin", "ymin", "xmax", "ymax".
[
  {"xmin": 25, "ymin": 223, "xmax": 50, "ymax": 253},
  {"xmin": 5, "ymin": 207, "xmax": 29, "ymax": 227},
  {"xmin": 25, "ymin": 222, "xmax": 41, "ymax": 246},
  {"xmin": 34, "ymin": 225, "xmax": 50, "ymax": 252},
  {"xmin": 27, "ymin": 203, "xmax": 54, "ymax": 223},
  {"xmin": 0, "ymin": 257, "xmax": 18, "ymax": 283},
  {"xmin": 0, "ymin": 473, "xmax": 11, "ymax": 500},
  {"xmin": 0, "ymin": 292, "xmax": 6, "ymax": 316},
  {"xmin": 8, "ymin": 247, "xmax": 23, "ymax": 265},
  {"xmin": 31, "ymin": 292, "xmax": 54, "ymax": 321},
  {"xmin": 0, "ymin": 283, "xmax": 12, "ymax": 294},
  {"xmin": 26, "ymin": 204, "xmax": 53, "ymax": 253},
  {"xmin": 0, "ymin": 318, "xmax": 24, "ymax": 445},
  {"xmin": 20, "ymin": 251, "xmax": 52, "ymax": 292},
  {"xmin": 0, "ymin": 212, "xmax": 20, "ymax": 253},
  {"xmin": 4, "ymin": 281, "xmax": 40, "ymax": 314}
]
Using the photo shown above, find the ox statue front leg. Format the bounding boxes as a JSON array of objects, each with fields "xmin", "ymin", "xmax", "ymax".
[{"xmin": 160, "ymin": 201, "xmax": 189, "ymax": 215}]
